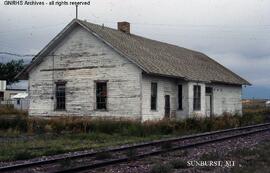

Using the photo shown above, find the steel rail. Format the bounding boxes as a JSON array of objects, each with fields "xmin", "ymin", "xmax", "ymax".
[
  {"xmin": 54, "ymin": 126, "xmax": 270, "ymax": 173},
  {"xmin": 0, "ymin": 122, "xmax": 269, "ymax": 172}
]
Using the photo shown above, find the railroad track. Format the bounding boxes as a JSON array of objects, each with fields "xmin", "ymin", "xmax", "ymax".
[{"xmin": 1, "ymin": 122, "xmax": 270, "ymax": 173}]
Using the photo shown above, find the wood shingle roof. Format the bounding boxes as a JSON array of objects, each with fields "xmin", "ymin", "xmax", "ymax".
[
  {"xmin": 79, "ymin": 19, "xmax": 249, "ymax": 85},
  {"xmin": 17, "ymin": 19, "xmax": 250, "ymax": 85}
]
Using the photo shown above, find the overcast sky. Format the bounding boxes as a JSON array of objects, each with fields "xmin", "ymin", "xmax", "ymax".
[{"xmin": 0, "ymin": 0, "xmax": 270, "ymax": 98}]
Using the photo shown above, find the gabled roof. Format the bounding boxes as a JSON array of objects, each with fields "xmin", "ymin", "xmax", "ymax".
[
  {"xmin": 6, "ymin": 80, "xmax": 28, "ymax": 90},
  {"xmin": 11, "ymin": 92, "xmax": 28, "ymax": 99},
  {"xmin": 17, "ymin": 19, "xmax": 250, "ymax": 85}
]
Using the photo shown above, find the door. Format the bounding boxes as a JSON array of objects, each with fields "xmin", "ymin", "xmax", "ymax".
[
  {"xmin": 205, "ymin": 95, "xmax": 212, "ymax": 117},
  {"xmin": 205, "ymin": 87, "xmax": 213, "ymax": 117},
  {"xmin": 165, "ymin": 95, "xmax": 170, "ymax": 118},
  {"xmin": 0, "ymin": 92, "xmax": 4, "ymax": 101}
]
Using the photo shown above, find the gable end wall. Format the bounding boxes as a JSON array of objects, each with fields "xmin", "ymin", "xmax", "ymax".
[{"xmin": 28, "ymin": 26, "xmax": 142, "ymax": 119}]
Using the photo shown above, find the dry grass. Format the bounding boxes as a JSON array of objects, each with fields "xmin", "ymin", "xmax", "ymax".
[
  {"xmin": 0, "ymin": 108, "xmax": 268, "ymax": 135},
  {"xmin": 0, "ymin": 106, "xmax": 28, "ymax": 116},
  {"xmin": 0, "ymin": 107, "xmax": 268, "ymax": 161}
]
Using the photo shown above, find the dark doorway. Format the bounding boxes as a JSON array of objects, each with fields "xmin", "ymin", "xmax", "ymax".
[
  {"xmin": 205, "ymin": 87, "xmax": 213, "ymax": 117},
  {"xmin": 165, "ymin": 95, "xmax": 170, "ymax": 118},
  {"xmin": 0, "ymin": 92, "xmax": 4, "ymax": 101}
]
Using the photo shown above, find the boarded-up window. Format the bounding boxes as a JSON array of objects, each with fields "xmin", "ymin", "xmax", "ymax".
[
  {"xmin": 96, "ymin": 82, "xmax": 107, "ymax": 110},
  {"xmin": 151, "ymin": 82, "xmax": 157, "ymax": 110},
  {"xmin": 193, "ymin": 85, "xmax": 201, "ymax": 111},
  {"xmin": 55, "ymin": 82, "xmax": 66, "ymax": 110},
  {"xmin": 178, "ymin": 85, "xmax": 182, "ymax": 110}
]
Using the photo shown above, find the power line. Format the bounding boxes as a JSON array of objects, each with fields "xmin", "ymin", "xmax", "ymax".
[
  {"xmin": 0, "ymin": 52, "xmax": 34, "ymax": 57},
  {"xmin": 0, "ymin": 22, "xmax": 66, "ymax": 35},
  {"xmin": 0, "ymin": 51, "xmax": 113, "ymax": 57}
]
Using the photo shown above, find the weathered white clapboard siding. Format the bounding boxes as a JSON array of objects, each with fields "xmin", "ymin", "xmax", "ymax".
[
  {"xmin": 186, "ymin": 83, "xmax": 242, "ymax": 117},
  {"xmin": 141, "ymin": 77, "xmax": 242, "ymax": 121},
  {"xmin": 141, "ymin": 75, "xmax": 193, "ymax": 121},
  {"xmin": 29, "ymin": 26, "xmax": 142, "ymax": 118},
  {"xmin": 175, "ymin": 82, "xmax": 189, "ymax": 119},
  {"xmin": 141, "ymin": 75, "xmax": 177, "ymax": 121},
  {"xmin": 211, "ymin": 84, "xmax": 242, "ymax": 115},
  {"xmin": 187, "ymin": 82, "xmax": 206, "ymax": 117},
  {"xmin": 28, "ymin": 24, "xmax": 243, "ymax": 120}
]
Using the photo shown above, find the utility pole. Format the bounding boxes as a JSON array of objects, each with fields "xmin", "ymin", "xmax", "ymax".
[{"xmin": 76, "ymin": 5, "xmax": 78, "ymax": 19}]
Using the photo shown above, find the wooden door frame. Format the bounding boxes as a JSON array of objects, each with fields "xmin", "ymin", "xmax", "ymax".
[
  {"xmin": 164, "ymin": 95, "xmax": 170, "ymax": 118},
  {"xmin": 205, "ymin": 94, "xmax": 213, "ymax": 117}
]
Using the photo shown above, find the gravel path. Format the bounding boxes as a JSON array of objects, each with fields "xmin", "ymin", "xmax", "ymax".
[{"xmin": 87, "ymin": 130, "xmax": 270, "ymax": 173}]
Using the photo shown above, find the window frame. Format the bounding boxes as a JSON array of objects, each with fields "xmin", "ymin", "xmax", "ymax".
[
  {"xmin": 95, "ymin": 80, "xmax": 108, "ymax": 110},
  {"xmin": 178, "ymin": 85, "xmax": 183, "ymax": 110},
  {"xmin": 55, "ymin": 81, "xmax": 66, "ymax": 111},
  {"xmin": 151, "ymin": 82, "xmax": 158, "ymax": 110},
  {"xmin": 193, "ymin": 85, "xmax": 201, "ymax": 111},
  {"xmin": 206, "ymin": 87, "xmax": 213, "ymax": 94}
]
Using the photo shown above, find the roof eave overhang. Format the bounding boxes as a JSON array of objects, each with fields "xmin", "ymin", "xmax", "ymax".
[
  {"xmin": 210, "ymin": 80, "xmax": 251, "ymax": 86},
  {"xmin": 143, "ymin": 72, "xmax": 188, "ymax": 81}
]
